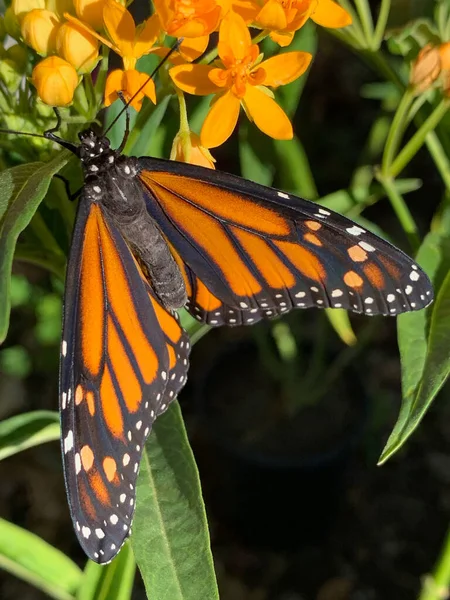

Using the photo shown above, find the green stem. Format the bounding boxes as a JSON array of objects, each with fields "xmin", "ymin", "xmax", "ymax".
[
  {"xmin": 418, "ymin": 523, "xmax": 450, "ymax": 600},
  {"xmin": 337, "ymin": 0, "xmax": 366, "ymax": 46},
  {"xmin": 423, "ymin": 130, "xmax": 450, "ymax": 191},
  {"xmin": 353, "ymin": 0, "xmax": 374, "ymax": 46},
  {"xmin": 381, "ymin": 86, "xmax": 415, "ymax": 175},
  {"xmin": 390, "ymin": 99, "xmax": 450, "ymax": 178},
  {"xmin": 377, "ymin": 173, "xmax": 420, "ymax": 251},
  {"xmin": 372, "ymin": 0, "xmax": 391, "ymax": 50}
]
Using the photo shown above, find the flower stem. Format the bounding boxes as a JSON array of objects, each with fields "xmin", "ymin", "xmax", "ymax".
[
  {"xmin": 418, "ymin": 523, "xmax": 450, "ymax": 600},
  {"xmin": 353, "ymin": 0, "xmax": 375, "ymax": 47},
  {"xmin": 200, "ymin": 46, "xmax": 218, "ymax": 65},
  {"xmin": 376, "ymin": 173, "xmax": 420, "ymax": 252},
  {"xmin": 381, "ymin": 86, "xmax": 415, "ymax": 175},
  {"xmin": 389, "ymin": 98, "xmax": 450, "ymax": 178},
  {"xmin": 372, "ymin": 0, "xmax": 391, "ymax": 50}
]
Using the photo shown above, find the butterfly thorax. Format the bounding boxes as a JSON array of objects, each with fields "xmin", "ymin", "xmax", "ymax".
[{"xmin": 78, "ymin": 128, "xmax": 187, "ymax": 310}]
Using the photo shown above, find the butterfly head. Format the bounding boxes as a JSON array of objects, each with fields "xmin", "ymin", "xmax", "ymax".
[{"xmin": 78, "ymin": 129, "xmax": 111, "ymax": 161}]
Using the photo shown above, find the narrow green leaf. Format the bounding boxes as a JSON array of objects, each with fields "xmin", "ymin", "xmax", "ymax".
[
  {"xmin": 325, "ymin": 308, "xmax": 357, "ymax": 346},
  {"xmin": 132, "ymin": 402, "xmax": 218, "ymax": 600},
  {"xmin": 0, "ymin": 518, "xmax": 82, "ymax": 600},
  {"xmin": 0, "ymin": 410, "xmax": 60, "ymax": 461},
  {"xmin": 275, "ymin": 21, "xmax": 317, "ymax": 118},
  {"xmin": 379, "ymin": 231, "xmax": 450, "ymax": 463},
  {"xmin": 127, "ymin": 95, "xmax": 171, "ymax": 158},
  {"xmin": 239, "ymin": 122, "xmax": 274, "ymax": 186},
  {"xmin": 77, "ymin": 544, "xmax": 135, "ymax": 600},
  {"xmin": 0, "ymin": 151, "xmax": 70, "ymax": 343}
]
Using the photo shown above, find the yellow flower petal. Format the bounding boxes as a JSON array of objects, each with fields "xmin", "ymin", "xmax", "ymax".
[
  {"xmin": 104, "ymin": 68, "xmax": 123, "ymax": 105},
  {"xmin": 231, "ymin": 0, "xmax": 259, "ymax": 23},
  {"xmin": 311, "ymin": 0, "xmax": 352, "ymax": 28},
  {"xmin": 219, "ymin": 11, "xmax": 251, "ymax": 61},
  {"xmin": 170, "ymin": 64, "xmax": 221, "ymax": 95},
  {"xmin": 175, "ymin": 6, "xmax": 221, "ymax": 37},
  {"xmin": 103, "ymin": 0, "xmax": 134, "ymax": 57},
  {"xmin": 255, "ymin": 0, "xmax": 286, "ymax": 31},
  {"xmin": 244, "ymin": 85, "xmax": 292, "ymax": 139},
  {"xmin": 105, "ymin": 68, "xmax": 156, "ymax": 110},
  {"xmin": 124, "ymin": 69, "xmax": 156, "ymax": 108},
  {"xmin": 73, "ymin": 0, "xmax": 105, "ymax": 30},
  {"xmin": 269, "ymin": 30, "xmax": 294, "ymax": 47},
  {"xmin": 201, "ymin": 90, "xmax": 240, "ymax": 148},
  {"xmin": 260, "ymin": 51, "xmax": 312, "ymax": 87},
  {"xmin": 133, "ymin": 13, "xmax": 160, "ymax": 58},
  {"xmin": 179, "ymin": 35, "xmax": 209, "ymax": 62}
]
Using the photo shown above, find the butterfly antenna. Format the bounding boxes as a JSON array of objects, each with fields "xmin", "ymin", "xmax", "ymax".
[
  {"xmin": 104, "ymin": 38, "xmax": 182, "ymax": 140},
  {"xmin": 0, "ymin": 107, "xmax": 78, "ymax": 153}
]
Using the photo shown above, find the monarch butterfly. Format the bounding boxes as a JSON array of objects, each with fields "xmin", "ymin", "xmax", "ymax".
[{"xmin": 8, "ymin": 105, "xmax": 433, "ymax": 563}]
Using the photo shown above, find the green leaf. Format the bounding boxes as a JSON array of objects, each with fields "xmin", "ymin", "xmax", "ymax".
[
  {"xmin": 273, "ymin": 135, "xmax": 318, "ymax": 200},
  {"xmin": 0, "ymin": 151, "xmax": 70, "ymax": 343},
  {"xmin": 132, "ymin": 402, "xmax": 218, "ymax": 600},
  {"xmin": 77, "ymin": 544, "xmax": 136, "ymax": 600},
  {"xmin": 379, "ymin": 231, "xmax": 450, "ymax": 463},
  {"xmin": 0, "ymin": 410, "xmax": 60, "ymax": 460},
  {"xmin": 275, "ymin": 21, "xmax": 317, "ymax": 118},
  {"xmin": 0, "ymin": 518, "xmax": 82, "ymax": 600},
  {"xmin": 126, "ymin": 95, "xmax": 171, "ymax": 158},
  {"xmin": 239, "ymin": 122, "xmax": 275, "ymax": 186},
  {"xmin": 325, "ymin": 308, "xmax": 357, "ymax": 346}
]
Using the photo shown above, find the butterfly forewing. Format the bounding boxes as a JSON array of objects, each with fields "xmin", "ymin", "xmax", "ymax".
[
  {"xmin": 60, "ymin": 198, "xmax": 189, "ymax": 563},
  {"xmin": 138, "ymin": 159, "xmax": 433, "ymax": 325}
]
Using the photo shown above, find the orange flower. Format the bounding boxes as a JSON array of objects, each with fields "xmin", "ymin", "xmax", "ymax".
[
  {"xmin": 105, "ymin": 69, "xmax": 156, "ymax": 110},
  {"xmin": 65, "ymin": 0, "xmax": 159, "ymax": 108},
  {"xmin": 170, "ymin": 12, "xmax": 311, "ymax": 147},
  {"xmin": 233, "ymin": 0, "xmax": 352, "ymax": 46},
  {"xmin": 154, "ymin": 0, "xmax": 230, "ymax": 61},
  {"xmin": 171, "ymin": 131, "xmax": 216, "ymax": 168}
]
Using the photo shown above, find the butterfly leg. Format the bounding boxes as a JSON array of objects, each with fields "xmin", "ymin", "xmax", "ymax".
[{"xmin": 54, "ymin": 174, "xmax": 81, "ymax": 202}]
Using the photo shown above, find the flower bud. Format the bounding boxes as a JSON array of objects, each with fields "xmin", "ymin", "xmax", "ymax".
[
  {"xmin": 4, "ymin": 7, "xmax": 22, "ymax": 40},
  {"xmin": 73, "ymin": 0, "xmax": 106, "ymax": 30},
  {"xmin": 21, "ymin": 9, "xmax": 60, "ymax": 55},
  {"xmin": 45, "ymin": 0, "xmax": 73, "ymax": 19},
  {"xmin": 32, "ymin": 56, "xmax": 79, "ymax": 106},
  {"xmin": 439, "ymin": 42, "xmax": 450, "ymax": 71},
  {"xmin": 56, "ymin": 21, "xmax": 99, "ymax": 73},
  {"xmin": 11, "ymin": 0, "xmax": 45, "ymax": 22},
  {"xmin": 410, "ymin": 44, "xmax": 441, "ymax": 93},
  {"xmin": 171, "ymin": 132, "xmax": 216, "ymax": 169}
]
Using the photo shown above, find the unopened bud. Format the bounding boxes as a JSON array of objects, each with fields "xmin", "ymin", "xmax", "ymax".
[
  {"xmin": 21, "ymin": 9, "xmax": 60, "ymax": 55},
  {"xmin": 410, "ymin": 44, "xmax": 441, "ymax": 93},
  {"xmin": 32, "ymin": 56, "xmax": 79, "ymax": 106},
  {"xmin": 56, "ymin": 21, "xmax": 99, "ymax": 73}
]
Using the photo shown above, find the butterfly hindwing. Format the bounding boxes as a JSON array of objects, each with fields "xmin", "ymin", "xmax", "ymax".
[
  {"xmin": 60, "ymin": 198, "xmax": 189, "ymax": 563},
  {"xmin": 138, "ymin": 159, "xmax": 433, "ymax": 325}
]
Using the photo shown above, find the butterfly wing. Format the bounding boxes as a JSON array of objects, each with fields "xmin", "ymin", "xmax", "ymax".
[
  {"xmin": 138, "ymin": 159, "xmax": 433, "ymax": 325},
  {"xmin": 60, "ymin": 197, "xmax": 189, "ymax": 563}
]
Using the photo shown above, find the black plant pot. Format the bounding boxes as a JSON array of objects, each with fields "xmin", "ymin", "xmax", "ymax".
[{"xmin": 193, "ymin": 339, "xmax": 369, "ymax": 551}]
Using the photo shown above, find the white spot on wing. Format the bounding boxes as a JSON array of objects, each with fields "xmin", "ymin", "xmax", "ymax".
[
  {"xmin": 64, "ymin": 430, "xmax": 74, "ymax": 454},
  {"xmin": 346, "ymin": 226, "xmax": 366, "ymax": 236},
  {"xmin": 278, "ymin": 191, "xmax": 289, "ymax": 199}
]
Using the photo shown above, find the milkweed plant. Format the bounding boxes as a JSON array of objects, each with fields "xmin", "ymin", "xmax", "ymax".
[{"xmin": 0, "ymin": 0, "xmax": 449, "ymax": 598}]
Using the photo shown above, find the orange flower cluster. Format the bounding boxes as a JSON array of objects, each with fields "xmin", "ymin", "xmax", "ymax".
[{"xmin": 11, "ymin": 0, "xmax": 352, "ymax": 163}]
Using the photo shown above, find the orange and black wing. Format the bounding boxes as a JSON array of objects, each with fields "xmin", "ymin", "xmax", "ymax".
[
  {"xmin": 138, "ymin": 159, "xmax": 433, "ymax": 326},
  {"xmin": 60, "ymin": 198, "xmax": 189, "ymax": 563}
]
